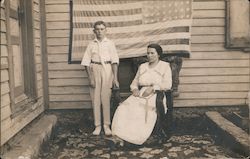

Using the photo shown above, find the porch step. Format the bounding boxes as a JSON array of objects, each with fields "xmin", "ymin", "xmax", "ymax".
[
  {"xmin": 2, "ymin": 115, "xmax": 57, "ymax": 159},
  {"xmin": 206, "ymin": 111, "xmax": 250, "ymax": 156}
]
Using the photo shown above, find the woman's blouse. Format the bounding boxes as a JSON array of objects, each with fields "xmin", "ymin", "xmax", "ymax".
[{"xmin": 130, "ymin": 60, "xmax": 172, "ymax": 91}]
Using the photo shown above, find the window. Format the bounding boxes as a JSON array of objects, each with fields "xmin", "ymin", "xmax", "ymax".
[
  {"xmin": 6, "ymin": 0, "xmax": 37, "ymax": 115},
  {"xmin": 226, "ymin": 0, "xmax": 250, "ymax": 49}
]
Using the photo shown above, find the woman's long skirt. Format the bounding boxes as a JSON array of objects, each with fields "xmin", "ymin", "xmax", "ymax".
[{"xmin": 111, "ymin": 87, "xmax": 166, "ymax": 145}]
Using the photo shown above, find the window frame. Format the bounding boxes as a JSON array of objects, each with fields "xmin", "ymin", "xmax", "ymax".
[
  {"xmin": 9, "ymin": 6, "xmax": 25, "ymax": 98},
  {"xmin": 5, "ymin": 0, "xmax": 38, "ymax": 117},
  {"xmin": 225, "ymin": 0, "xmax": 250, "ymax": 50}
]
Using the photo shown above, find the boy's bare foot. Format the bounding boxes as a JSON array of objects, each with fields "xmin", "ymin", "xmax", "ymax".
[
  {"xmin": 103, "ymin": 125, "xmax": 112, "ymax": 136},
  {"xmin": 92, "ymin": 126, "xmax": 101, "ymax": 135}
]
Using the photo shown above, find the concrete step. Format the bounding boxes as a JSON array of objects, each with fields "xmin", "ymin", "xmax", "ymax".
[
  {"xmin": 2, "ymin": 115, "xmax": 57, "ymax": 159},
  {"xmin": 206, "ymin": 111, "xmax": 250, "ymax": 156}
]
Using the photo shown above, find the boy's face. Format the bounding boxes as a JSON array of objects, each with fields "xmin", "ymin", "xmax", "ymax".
[{"xmin": 93, "ymin": 24, "xmax": 106, "ymax": 39}]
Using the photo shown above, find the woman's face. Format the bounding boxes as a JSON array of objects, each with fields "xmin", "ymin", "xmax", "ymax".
[{"xmin": 147, "ymin": 47, "xmax": 159, "ymax": 63}]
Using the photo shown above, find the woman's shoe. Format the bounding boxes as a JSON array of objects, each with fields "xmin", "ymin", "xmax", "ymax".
[
  {"xmin": 113, "ymin": 135, "xmax": 124, "ymax": 147},
  {"xmin": 119, "ymin": 139, "xmax": 124, "ymax": 147},
  {"xmin": 92, "ymin": 126, "xmax": 101, "ymax": 135},
  {"xmin": 103, "ymin": 125, "xmax": 112, "ymax": 136}
]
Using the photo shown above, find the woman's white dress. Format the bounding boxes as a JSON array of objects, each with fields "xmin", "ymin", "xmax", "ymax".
[{"xmin": 111, "ymin": 61, "xmax": 172, "ymax": 145}]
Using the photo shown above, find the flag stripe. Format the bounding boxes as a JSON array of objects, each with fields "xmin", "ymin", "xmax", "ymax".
[
  {"xmin": 73, "ymin": 9, "xmax": 142, "ymax": 17},
  {"xmin": 73, "ymin": 2, "xmax": 143, "ymax": 11},
  {"xmin": 73, "ymin": 32, "xmax": 190, "ymax": 46},
  {"xmin": 73, "ymin": 0, "xmax": 131, "ymax": 5},
  {"xmin": 73, "ymin": 14, "xmax": 143, "ymax": 23},
  {"xmin": 72, "ymin": 41, "xmax": 190, "ymax": 53},
  {"xmin": 73, "ymin": 26, "xmax": 189, "ymax": 41},
  {"xmin": 116, "ymin": 39, "xmax": 190, "ymax": 50},
  {"xmin": 72, "ymin": 20, "xmax": 192, "ymax": 33},
  {"xmin": 72, "ymin": 45, "xmax": 190, "ymax": 59},
  {"xmin": 73, "ymin": 20, "xmax": 143, "ymax": 28},
  {"xmin": 118, "ymin": 45, "xmax": 191, "ymax": 58}
]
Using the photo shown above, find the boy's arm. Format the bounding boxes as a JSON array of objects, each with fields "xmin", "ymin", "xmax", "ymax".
[
  {"xmin": 85, "ymin": 66, "xmax": 95, "ymax": 88},
  {"xmin": 112, "ymin": 63, "xmax": 119, "ymax": 88}
]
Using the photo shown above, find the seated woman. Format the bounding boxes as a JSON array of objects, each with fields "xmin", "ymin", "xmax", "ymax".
[{"xmin": 111, "ymin": 43, "xmax": 172, "ymax": 145}]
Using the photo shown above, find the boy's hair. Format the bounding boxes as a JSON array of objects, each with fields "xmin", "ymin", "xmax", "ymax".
[{"xmin": 93, "ymin": 21, "xmax": 106, "ymax": 29}]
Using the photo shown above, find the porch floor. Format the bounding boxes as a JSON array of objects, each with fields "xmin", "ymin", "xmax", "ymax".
[{"xmin": 38, "ymin": 109, "xmax": 245, "ymax": 159}]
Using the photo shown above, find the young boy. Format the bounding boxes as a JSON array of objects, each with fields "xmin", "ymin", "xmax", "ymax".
[{"xmin": 81, "ymin": 21, "xmax": 119, "ymax": 135}]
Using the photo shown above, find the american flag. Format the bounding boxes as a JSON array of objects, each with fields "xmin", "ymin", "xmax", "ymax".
[{"xmin": 70, "ymin": 0, "xmax": 192, "ymax": 62}]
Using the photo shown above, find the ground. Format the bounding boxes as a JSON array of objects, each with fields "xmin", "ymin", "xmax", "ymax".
[{"xmin": 38, "ymin": 110, "xmax": 245, "ymax": 159}]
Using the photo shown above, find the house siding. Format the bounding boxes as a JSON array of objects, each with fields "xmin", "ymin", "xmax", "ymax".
[
  {"xmin": 45, "ymin": 0, "xmax": 249, "ymax": 109},
  {"xmin": 0, "ymin": 0, "xmax": 45, "ymax": 145}
]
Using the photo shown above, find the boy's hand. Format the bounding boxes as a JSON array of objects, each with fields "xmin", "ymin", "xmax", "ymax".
[{"xmin": 113, "ymin": 79, "xmax": 119, "ymax": 88}]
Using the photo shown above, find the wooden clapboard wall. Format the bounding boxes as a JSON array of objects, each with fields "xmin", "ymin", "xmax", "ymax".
[
  {"xmin": 45, "ymin": 0, "xmax": 249, "ymax": 109},
  {"xmin": 1, "ymin": 3, "xmax": 9, "ymax": 126},
  {"xmin": 0, "ymin": 0, "xmax": 45, "ymax": 145},
  {"xmin": 46, "ymin": 0, "xmax": 91, "ymax": 109},
  {"xmin": 178, "ymin": 0, "xmax": 249, "ymax": 106}
]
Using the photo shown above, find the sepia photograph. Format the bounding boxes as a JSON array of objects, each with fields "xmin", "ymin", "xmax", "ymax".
[{"xmin": 0, "ymin": 0, "xmax": 249, "ymax": 158}]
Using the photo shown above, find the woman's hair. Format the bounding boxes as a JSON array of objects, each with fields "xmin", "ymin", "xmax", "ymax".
[
  {"xmin": 93, "ymin": 21, "xmax": 106, "ymax": 29},
  {"xmin": 147, "ymin": 43, "xmax": 163, "ymax": 57}
]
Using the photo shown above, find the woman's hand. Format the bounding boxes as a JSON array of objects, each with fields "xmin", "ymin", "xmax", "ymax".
[
  {"xmin": 142, "ymin": 87, "xmax": 154, "ymax": 97},
  {"xmin": 132, "ymin": 89, "xmax": 140, "ymax": 97}
]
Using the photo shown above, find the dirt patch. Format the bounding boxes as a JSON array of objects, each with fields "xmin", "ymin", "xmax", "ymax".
[{"xmin": 38, "ymin": 110, "xmax": 244, "ymax": 159}]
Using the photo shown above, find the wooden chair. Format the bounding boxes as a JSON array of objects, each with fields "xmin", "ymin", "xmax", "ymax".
[{"xmin": 111, "ymin": 55, "xmax": 180, "ymax": 137}]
